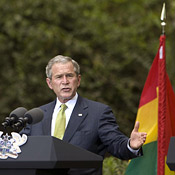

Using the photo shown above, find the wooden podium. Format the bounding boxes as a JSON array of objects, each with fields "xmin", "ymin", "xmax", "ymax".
[{"xmin": 0, "ymin": 136, "xmax": 103, "ymax": 175}]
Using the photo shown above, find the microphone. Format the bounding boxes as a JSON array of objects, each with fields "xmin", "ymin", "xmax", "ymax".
[
  {"xmin": 2, "ymin": 107, "xmax": 27, "ymax": 127},
  {"xmin": 14, "ymin": 108, "xmax": 44, "ymax": 128}
]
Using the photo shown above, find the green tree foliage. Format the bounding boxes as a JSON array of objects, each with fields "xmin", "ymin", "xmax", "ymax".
[
  {"xmin": 0, "ymin": 0, "xmax": 174, "ymax": 136},
  {"xmin": 103, "ymin": 156, "xmax": 128, "ymax": 175},
  {"xmin": 0, "ymin": 0, "xmax": 175, "ymax": 174}
]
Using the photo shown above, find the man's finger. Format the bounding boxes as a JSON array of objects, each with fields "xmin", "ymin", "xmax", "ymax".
[{"xmin": 133, "ymin": 121, "xmax": 140, "ymax": 132}]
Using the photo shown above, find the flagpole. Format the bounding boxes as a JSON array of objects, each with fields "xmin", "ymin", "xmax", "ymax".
[
  {"xmin": 157, "ymin": 3, "xmax": 166, "ymax": 175},
  {"xmin": 161, "ymin": 3, "xmax": 166, "ymax": 35}
]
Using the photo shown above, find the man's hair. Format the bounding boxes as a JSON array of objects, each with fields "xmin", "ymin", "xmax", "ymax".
[{"xmin": 46, "ymin": 55, "xmax": 80, "ymax": 79}]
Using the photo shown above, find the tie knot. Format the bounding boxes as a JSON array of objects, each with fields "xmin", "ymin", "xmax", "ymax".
[{"xmin": 60, "ymin": 104, "xmax": 67, "ymax": 111}]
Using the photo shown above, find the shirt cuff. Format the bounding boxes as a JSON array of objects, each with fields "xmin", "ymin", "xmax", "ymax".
[{"xmin": 127, "ymin": 139, "xmax": 140, "ymax": 155}]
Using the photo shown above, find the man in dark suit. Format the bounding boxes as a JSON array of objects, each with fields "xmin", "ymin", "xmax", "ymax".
[{"xmin": 22, "ymin": 55, "xmax": 147, "ymax": 175}]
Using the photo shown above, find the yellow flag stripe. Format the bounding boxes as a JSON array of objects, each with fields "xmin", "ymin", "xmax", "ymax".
[{"xmin": 136, "ymin": 97, "xmax": 158, "ymax": 144}]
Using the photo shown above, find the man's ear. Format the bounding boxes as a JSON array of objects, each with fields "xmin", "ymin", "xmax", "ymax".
[
  {"xmin": 77, "ymin": 74, "xmax": 81, "ymax": 87},
  {"xmin": 46, "ymin": 78, "xmax": 53, "ymax": 90}
]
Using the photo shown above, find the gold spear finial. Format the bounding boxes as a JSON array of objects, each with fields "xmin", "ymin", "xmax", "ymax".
[{"xmin": 160, "ymin": 3, "xmax": 166, "ymax": 34}]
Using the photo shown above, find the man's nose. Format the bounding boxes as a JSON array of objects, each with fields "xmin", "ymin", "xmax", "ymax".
[{"xmin": 62, "ymin": 75, "xmax": 69, "ymax": 83}]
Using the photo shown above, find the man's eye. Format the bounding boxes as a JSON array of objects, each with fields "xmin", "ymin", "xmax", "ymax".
[
  {"xmin": 67, "ymin": 74, "xmax": 74, "ymax": 77},
  {"xmin": 56, "ymin": 76, "xmax": 62, "ymax": 79}
]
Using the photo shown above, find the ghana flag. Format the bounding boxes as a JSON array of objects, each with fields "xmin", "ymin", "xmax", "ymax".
[{"xmin": 125, "ymin": 35, "xmax": 175, "ymax": 175}]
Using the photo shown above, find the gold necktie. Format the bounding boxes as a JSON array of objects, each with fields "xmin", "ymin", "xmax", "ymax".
[{"xmin": 54, "ymin": 104, "xmax": 67, "ymax": 139}]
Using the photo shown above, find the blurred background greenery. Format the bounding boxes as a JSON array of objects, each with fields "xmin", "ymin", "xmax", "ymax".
[{"xmin": 0, "ymin": 0, "xmax": 174, "ymax": 174}]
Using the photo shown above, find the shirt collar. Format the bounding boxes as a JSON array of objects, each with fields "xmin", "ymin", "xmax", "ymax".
[{"xmin": 55, "ymin": 93, "xmax": 78, "ymax": 110}]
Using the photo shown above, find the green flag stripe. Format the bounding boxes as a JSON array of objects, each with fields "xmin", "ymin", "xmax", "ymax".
[{"xmin": 125, "ymin": 141, "xmax": 157, "ymax": 175}]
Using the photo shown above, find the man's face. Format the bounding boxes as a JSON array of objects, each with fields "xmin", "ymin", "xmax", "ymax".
[{"xmin": 46, "ymin": 62, "xmax": 81, "ymax": 103}]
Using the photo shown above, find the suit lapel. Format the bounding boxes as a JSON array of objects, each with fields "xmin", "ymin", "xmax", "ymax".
[
  {"xmin": 63, "ymin": 96, "xmax": 88, "ymax": 142},
  {"xmin": 42, "ymin": 101, "xmax": 56, "ymax": 135}
]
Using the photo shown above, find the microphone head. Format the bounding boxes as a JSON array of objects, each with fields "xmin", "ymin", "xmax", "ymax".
[
  {"xmin": 9, "ymin": 107, "xmax": 27, "ymax": 121},
  {"xmin": 24, "ymin": 108, "xmax": 44, "ymax": 124}
]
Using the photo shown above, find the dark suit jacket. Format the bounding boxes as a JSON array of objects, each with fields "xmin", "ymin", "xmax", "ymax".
[{"xmin": 21, "ymin": 95, "xmax": 141, "ymax": 175}]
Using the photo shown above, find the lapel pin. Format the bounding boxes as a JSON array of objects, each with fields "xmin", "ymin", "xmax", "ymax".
[{"xmin": 78, "ymin": 114, "xmax": 83, "ymax": 117}]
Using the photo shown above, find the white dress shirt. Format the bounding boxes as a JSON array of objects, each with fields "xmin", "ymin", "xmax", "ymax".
[{"xmin": 51, "ymin": 93, "xmax": 78, "ymax": 136}]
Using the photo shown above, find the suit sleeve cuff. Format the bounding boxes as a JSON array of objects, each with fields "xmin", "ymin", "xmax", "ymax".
[{"xmin": 127, "ymin": 139, "xmax": 141, "ymax": 156}]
